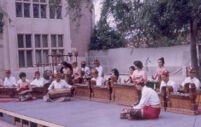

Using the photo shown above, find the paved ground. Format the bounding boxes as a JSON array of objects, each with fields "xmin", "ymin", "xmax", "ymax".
[
  {"xmin": 0, "ymin": 99, "xmax": 200, "ymax": 127},
  {"xmin": 0, "ymin": 119, "xmax": 16, "ymax": 127}
]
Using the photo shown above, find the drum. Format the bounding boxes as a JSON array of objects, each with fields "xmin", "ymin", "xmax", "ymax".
[{"xmin": 48, "ymin": 88, "xmax": 71, "ymax": 99}]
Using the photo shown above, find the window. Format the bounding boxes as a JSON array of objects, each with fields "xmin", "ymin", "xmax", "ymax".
[
  {"xmin": 33, "ymin": 4, "xmax": 39, "ymax": 18},
  {"xmin": 33, "ymin": 0, "xmax": 47, "ymax": 18},
  {"xmin": 16, "ymin": 3, "xmax": 22, "ymax": 17},
  {"xmin": 16, "ymin": 1, "xmax": 31, "ymax": 18},
  {"xmin": 49, "ymin": 0, "xmax": 62, "ymax": 19},
  {"xmin": 24, "ymin": 3, "xmax": 30, "ymax": 17},
  {"xmin": 51, "ymin": 35, "xmax": 56, "ymax": 47},
  {"xmin": 17, "ymin": 34, "xmax": 64, "ymax": 68},
  {"xmin": 17, "ymin": 34, "xmax": 33, "ymax": 68}
]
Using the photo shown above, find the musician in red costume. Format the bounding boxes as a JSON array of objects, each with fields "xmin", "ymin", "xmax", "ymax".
[
  {"xmin": 132, "ymin": 61, "xmax": 147, "ymax": 85},
  {"xmin": 17, "ymin": 72, "xmax": 35, "ymax": 101},
  {"xmin": 120, "ymin": 78, "xmax": 160, "ymax": 120}
]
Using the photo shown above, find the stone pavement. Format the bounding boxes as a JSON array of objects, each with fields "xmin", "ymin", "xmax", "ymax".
[{"xmin": 0, "ymin": 99, "xmax": 200, "ymax": 127}]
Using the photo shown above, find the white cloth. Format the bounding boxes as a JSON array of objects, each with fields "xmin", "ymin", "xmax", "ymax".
[
  {"xmin": 160, "ymin": 80, "xmax": 178, "ymax": 93},
  {"xmin": 81, "ymin": 66, "xmax": 90, "ymax": 78},
  {"xmin": 48, "ymin": 80, "xmax": 72, "ymax": 90},
  {"xmin": 17, "ymin": 79, "xmax": 30, "ymax": 84},
  {"xmin": 91, "ymin": 77, "xmax": 105, "ymax": 86},
  {"xmin": 4, "ymin": 76, "xmax": 17, "ymax": 87},
  {"xmin": 30, "ymin": 78, "xmax": 45, "ymax": 87},
  {"xmin": 133, "ymin": 86, "xmax": 160, "ymax": 109},
  {"xmin": 96, "ymin": 66, "xmax": 104, "ymax": 77},
  {"xmin": 181, "ymin": 77, "xmax": 201, "ymax": 90}
]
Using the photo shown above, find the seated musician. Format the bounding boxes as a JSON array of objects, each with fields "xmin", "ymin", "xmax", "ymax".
[
  {"xmin": 152, "ymin": 57, "xmax": 166, "ymax": 83},
  {"xmin": 30, "ymin": 71, "xmax": 45, "ymax": 87},
  {"xmin": 132, "ymin": 61, "xmax": 147, "ymax": 84},
  {"xmin": 120, "ymin": 79, "xmax": 160, "ymax": 120},
  {"xmin": 81, "ymin": 61, "xmax": 90, "ymax": 79},
  {"xmin": 160, "ymin": 70, "xmax": 178, "ymax": 93},
  {"xmin": 61, "ymin": 61, "xmax": 73, "ymax": 85},
  {"xmin": 93, "ymin": 59, "xmax": 104, "ymax": 77},
  {"xmin": 72, "ymin": 61, "xmax": 83, "ymax": 83},
  {"xmin": 3, "ymin": 70, "xmax": 17, "ymax": 87},
  {"xmin": 180, "ymin": 67, "xmax": 200, "ymax": 90},
  {"xmin": 91, "ymin": 69, "xmax": 105, "ymax": 86},
  {"xmin": 124, "ymin": 66, "xmax": 135, "ymax": 83},
  {"xmin": 43, "ymin": 70, "xmax": 53, "ymax": 84},
  {"xmin": 43, "ymin": 72, "xmax": 73, "ymax": 102},
  {"xmin": 17, "ymin": 72, "xmax": 35, "ymax": 101}
]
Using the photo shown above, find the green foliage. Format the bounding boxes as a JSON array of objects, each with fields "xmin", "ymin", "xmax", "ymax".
[
  {"xmin": 89, "ymin": 24, "xmax": 126, "ymax": 50},
  {"xmin": 98, "ymin": 0, "xmax": 201, "ymax": 47}
]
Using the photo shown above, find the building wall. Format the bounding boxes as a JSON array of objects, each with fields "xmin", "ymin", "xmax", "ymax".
[
  {"xmin": 88, "ymin": 45, "xmax": 191, "ymax": 83},
  {"xmin": 0, "ymin": 0, "xmax": 93, "ymax": 80}
]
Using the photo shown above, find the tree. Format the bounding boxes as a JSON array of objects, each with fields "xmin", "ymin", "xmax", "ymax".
[{"xmin": 99, "ymin": 0, "xmax": 201, "ymax": 77}]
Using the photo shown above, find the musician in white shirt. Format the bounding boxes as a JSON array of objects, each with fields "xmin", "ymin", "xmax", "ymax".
[
  {"xmin": 30, "ymin": 71, "xmax": 45, "ymax": 87},
  {"xmin": 120, "ymin": 79, "xmax": 160, "ymax": 120},
  {"xmin": 3, "ymin": 70, "xmax": 17, "ymax": 87},
  {"xmin": 180, "ymin": 67, "xmax": 200, "ymax": 90},
  {"xmin": 43, "ymin": 72, "xmax": 72, "ymax": 102},
  {"xmin": 93, "ymin": 59, "xmax": 104, "ymax": 77},
  {"xmin": 160, "ymin": 70, "xmax": 178, "ymax": 93},
  {"xmin": 81, "ymin": 61, "xmax": 90, "ymax": 78},
  {"xmin": 91, "ymin": 69, "xmax": 105, "ymax": 86}
]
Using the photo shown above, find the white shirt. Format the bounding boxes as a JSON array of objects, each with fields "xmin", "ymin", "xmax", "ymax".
[
  {"xmin": 160, "ymin": 80, "xmax": 178, "ymax": 93},
  {"xmin": 96, "ymin": 66, "xmax": 104, "ymax": 77},
  {"xmin": 181, "ymin": 77, "xmax": 200, "ymax": 90},
  {"xmin": 91, "ymin": 77, "xmax": 105, "ymax": 86},
  {"xmin": 30, "ymin": 78, "xmax": 45, "ymax": 87},
  {"xmin": 133, "ymin": 86, "xmax": 160, "ymax": 109},
  {"xmin": 81, "ymin": 66, "xmax": 90, "ymax": 78},
  {"xmin": 4, "ymin": 76, "xmax": 17, "ymax": 87},
  {"xmin": 48, "ymin": 80, "xmax": 72, "ymax": 90}
]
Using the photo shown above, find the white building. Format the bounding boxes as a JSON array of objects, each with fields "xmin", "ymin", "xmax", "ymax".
[{"xmin": 0, "ymin": 0, "xmax": 93, "ymax": 79}]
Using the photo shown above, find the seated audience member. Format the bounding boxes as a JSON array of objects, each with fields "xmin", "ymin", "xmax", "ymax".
[
  {"xmin": 61, "ymin": 61, "xmax": 73, "ymax": 85},
  {"xmin": 30, "ymin": 71, "xmax": 45, "ymax": 87},
  {"xmin": 152, "ymin": 57, "xmax": 166, "ymax": 83},
  {"xmin": 17, "ymin": 72, "xmax": 34, "ymax": 101},
  {"xmin": 91, "ymin": 69, "xmax": 105, "ymax": 86},
  {"xmin": 106, "ymin": 68, "xmax": 121, "ymax": 89},
  {"xmin": 81, "ymin": 61, "xmax": 90, "ymax": 79},
  {"xmin": 43, "ymin": 72, "xmax": 73, "ymax": 102},
  {"xmin": 124, "ymin": 66, "xmax": 135, "ymax": 83},
  {"xmin": 43, "ymin": 70, "xmax": 53, "ymax": 84},
  {"xmin": 160, "ymin": 70, "xmax": 178, "ymax": 93},
  {"xmin": 93, "ymin": 59, "xmax": 104, "ymax": 77},
  {"xmin": 3, "ymin": 70, "xmax": 17, "ymax": 87},
  {"xmin": 132, "ymin": 61, "xmax": 147, "ymax": 84},
  {"xmin": 120, "ymin": 79, "xmax": 160, "ymax": 120},
  {"xmin": 180, "ymin": 67, "xmax": 200, "ymax": 90},
  {"xmin": 71, "ymin": 61, "xmax": 83, "ymax": 83}
]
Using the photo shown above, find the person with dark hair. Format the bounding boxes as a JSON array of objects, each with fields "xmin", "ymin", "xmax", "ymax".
[
  {"xmin": 17, "ymin": 72, "xmax": 34, "ymax": 101},
  {"xmin": 61, "ymin": 61, "xmax": 73, "ymax": 85},
  {"xmin": 124, "ymin": 66, "xmax": 135, "ymax": 83},
  {"xmin": 120, "ymin": 79, "xmax": 160, "ymax": 120},
  {"xmin": 132, "ymin": 60, "xmax": 147, "ymax": 85},
  {"xmin": 152, "ymin": 57, "xmax": 166, "ymax": 83},
  {"xmin": 81, "ymin": 61, "xmax": 90, "ymax": 79}
]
